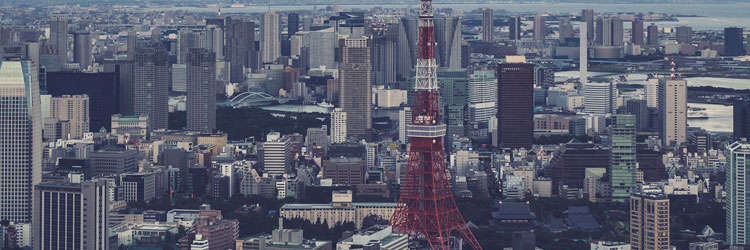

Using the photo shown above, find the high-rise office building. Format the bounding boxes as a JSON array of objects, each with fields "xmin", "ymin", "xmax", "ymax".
[
  {"xmin": 396, "ymin": 17, "xmax": 418, "ymax": 81},
  {"xmin": 261, "ymin": 11, "xmax": 281, "ymax": 64},
  {"xmin": 226, "ymin": 17, "xmax": 256, "ymax": 81},
  {"xmin": 102, "ymin": 60, "xmax": 134, "ymax": 115},
  {"xmin": 558, "ymin": 18, "xmax": 574, "ymax": 42},
  {"xmin": 0, "ymin": 61, "xmax": 42, "ymax": 224},
  {"xmin": 32, "ymin": 180, "xmax": 109, "ymax": 250},
  {"xmin": 482, "ymin": 8, "xmax": 494, "ymax": 42},
  {"xmin": 533, "ymin": 15, "xmax": 546, "ymax": 41},
  {"xmin": 372, "ymin": 28, "xmax": 397, "ymax": 85},
  {"xmin": 288, "ymin": 13, "xmax": 300, "ymax": 36},
  {"xmin": 263, "ymin": 132, "xmax": 292, "ymax": 177},
  {"xmin": 676, "ymin": 26, "xmax": 693, "ymax": 44},
  {"xmin": 178, "ymin": 29, "xmax": 203, "ymax": 64},
  {"xmin": 46, "ymin": 71, "xmax": 119, "ymax": 131},
  {"xmin": 435, "ymin": 17, "xmax": 463, "ymax": 68},
  {"xmin": 632, "ymin": 19, "xmax": 644, "ymax": 45},
  {"xmin": 497, "ymin": 56, "xmax": 534, "ymax": 149},
  {"xmin": 399, "ymin": 107, "xmax": 411, "ymax": 144},
  {"xmin": 437, "ymin": 68, "xmax": 468, "ymax": 137},
  {"xmin": 583, "ymin": 81, "xmax": 615, "ymax": 114},
  {"xmin": 186, "ymin": 48, "xmax": 217, "ymax": 133},
  {"xmin": 134, "ymin": 45, "xmax": 169, "ymax": 130},
  {"xmin": 205, "ymin": 25, "xmax": 223, "ymax": 60},
  {"xmin": 734, "ymin": 99, "xmax": 750, "ymax": 140},
  {"xmin": 645, "ymin": 78, "xmax": 659, "ymax": 108},
  {"xmin": 73, "ymin": 32, "xmax": 92, "ymax": 71},
  {"xmin": 725, "ymin": 27, "xmax": 745, "ymax": 56},
  {"xmin": 626, "ymin": 99, "xmax": 650, "ymax": 132},
  {"xmin": 331, "ymin": 108, "xmax": 347, "ymax": 144},
  {"xmin": 596, "ymin": 17, "xmax": 624, "ymax": 46},
  {"xmin": 727, "ymin": 141, "xmax": 750, "ymax": 246},
  {"xmin": 303, "ymin": 28, "xmax": 336, "ymax": 70},
  {"xmin": 49, "ymin": 14, "xmax": 68, "ymax": 66},
  {"xmin": 339, "ymin": 36, "xmax": 372, "ymax": 141},
  {"xmin": 659, "ymin": 77, "xmax": 687, "ymax": 147},
  {"xmin": 609, "ymin": 115, "xmax": 636, "ymax": 202},
  {"xmin": 647, "ymin": 23, "xmax": 659, "ymax": 46},
  {"xmin": 127, "ymin": 29, "xmax": 136, "ymax": 60},
  {"xmin": 581, "ymin": 9, "xmax": 595, "ymax": 41},
  {"xmin": 50, "ymin": 94, "xmax": 89, "ymax": 139},
  {"xmin": 508, "ymin": 16, "xmax": 522, "ymax": 41},
  {"xmin": 630, "ymin": 194, "xmax": 670, "ymax": 250},
  {"xmin": 468, "ymin": 70, "xmax": 497, "ymax": 124}
]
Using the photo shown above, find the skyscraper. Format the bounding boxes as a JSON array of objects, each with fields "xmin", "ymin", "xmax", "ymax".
[
  {"xmin": 734, "ymin": 99, "xmax": 750, "ymax": 140},
  {"xmin": 339, "ymin": 36, "xmax": 372, "ymax": 141},
  {"xmin": 73, "ymin": 32, "xmax": 92, "ymax": 71},
  {"xmin": 288, "ymin": 13, "xmax": 300, "ymax": 36},
  {"xmin": 533, "ymin": 15, "xmax": 546, "ymax": 41},
  {"xmin": 50, "ymin": 94, "xmax": 89, "ymax": 139},
  {"xmin": 659, "ymin": 76, "xmax": 687, "ymax": 147},
  {"xmin": 186, "ymin": 48, "xmax": 217, "ymax": 133},
  {"xmin": 558, "ymin": 18, "xmax": 574, "ymax": 42},
  {"xmin": 630, "ymin": 194, "xmax": 670, "ymax": 250},
  {"xmin": 468, "ymin": 70, "xmax": 497, "ymax": 124},
  {"xmin": 583, "ymin": 81, "xmax": 615, "ymax": 114},
  {"xmin": 134, "ymin": 45, "xmax": 169, "ymax": 130},
  {"xmin": 725, "ymin": 27, "xmax": 745, "ymax": 56},
  {"xmin": 372, "ymin": 28, "xmax": 397, "ymax": 85},
  {"xmin": 225, "ymin": 17, "xmax": 256, "ymax": 81},
  {"xmin": 581, "ymin": 9, "xmax": 595, "ymax": 41},
  {"xmin": 435, "ymin": 16, "xmax": 463, "ymax": 68},
  {"xmin": 205, "ymin": 25, "xmax": 223, "ymax": 60},
  {"xmin": 178, "ymin": 29, "xmax": 203, "ymax": 64},
  {"xmin": 396, "ymin": 17, "xmax": 418, "ymax": 81},
  {"xmin": 32, "ymin": 180, "xmax": 109, "ymax": 250},
  {"xmin": 482, "ymin": 8, "xmax": 494, "ymax": 42},
  {"xmin": 508, "ymin": 16, "xmax": 521, "ymax": 41},
  {"xmin": 647, "ymin": 23, "xmax": 659, "ymax": 46},
  {"xmin": 597, "ymin": 17, "xmax": 624, "ymax": 46},
  {"xmin": 609, "ymin": 115, "xmax": 636, "ymax": 202},
  {"xmin": 261, "ymin": 11, "xmax": 281, "ymax": 64},
  {"xmin": 46, "ymin": 71, "xmax": 119, "ymax": 131},
  {"xmin": 127, "ymin": 29, "xmax": 137, "ymax": 60},
  {"xmin": 632, "ymin": 19, "xmax": 644, "ymax": 45},
  {"xmin": 497, "ymin": 56, "xmax": 534, "ymax": 149},
  {"xmin": 676, "ymin": 26, "xmax": 693, "ymax": 44},
  {"xmin": 726, "ymin": 141, "xmax": 750, "ymax": 246},
  {"xmin": 0, "ymin": 61, "xmax": 42, "ymax": 223},
  {"xmin": 49, "ymin": 14, "xmax": 68, "ymax": 66}
]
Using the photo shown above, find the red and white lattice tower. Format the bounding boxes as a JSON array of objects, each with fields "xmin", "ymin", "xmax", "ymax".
[{"xmin": 388, "ymin": 1, "xmax": 483, "ymax": 249}]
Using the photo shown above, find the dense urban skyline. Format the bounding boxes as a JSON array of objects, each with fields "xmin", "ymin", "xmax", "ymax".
[{"xmin": 0, "ymin": 1, "xmax": 748, "ymax": 250}]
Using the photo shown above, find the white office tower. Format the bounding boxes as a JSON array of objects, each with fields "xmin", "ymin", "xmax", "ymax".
[
  {"xmin": 263, "ymin": 132, "xmax": 292, "ymax": 177},
  {"xmin": 399, "ymin": 107, "xmax": 412, "ymax": 144},
  {"xmin": 331, "ymin": 108, "xmax": 347, "ymax": 143},
  {"xmin": 583, "ymin": 81, "xmax": 615, "ymax": 115},
  {"xmin": 659, "ymin": 76, "xmax": 687, "ymax": 147},
  {"xmin": 468, "ymin": 70, "xmax": 497, "ymax": 124},
  {"xmin": 579, "ymin": 22, "xmax": 588, "ymax": 91},
  {"xmin": 645, "ymin": 78, "xmax": 659, "ymax": 108},
  {"xmin": 0, "ymin": 61, "xmax": 42, "ymax": 224},
  {"xmin": 726, "ymin": 142, "xmax": 750, "ymax": 246},
  {"xmin": 261, "ymin": 11, "xmax": 281, "ymax": 64}
]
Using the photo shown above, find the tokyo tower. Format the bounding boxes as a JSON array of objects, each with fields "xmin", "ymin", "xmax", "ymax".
[{"xmin": 388, "ymin": 0, "xmax": 483, "ymax": 249}]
